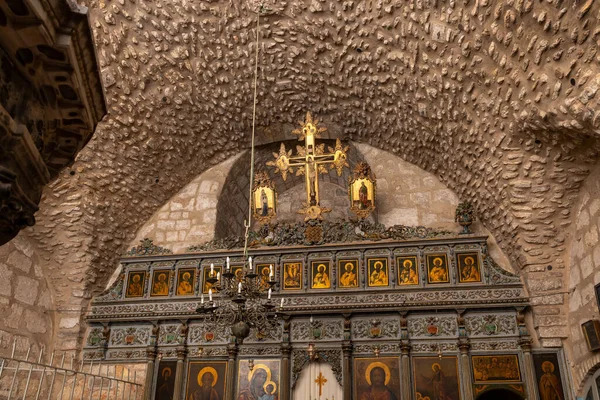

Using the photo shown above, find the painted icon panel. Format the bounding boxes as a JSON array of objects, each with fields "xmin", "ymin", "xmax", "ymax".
[
  {"xmin": 353, "ymin": 357, "xmax": 400, "ymax": 400},
  {"xmin": 283, "ymin": 262, "xmax": 302, "ymax": 290},
  {"xmin": 150, "ymin": 269, "xmax": 170, "ymax": 297},
  {"xmin": 257, "ymin": 264, "xmax": 273, "ymax": 291},
  {"xmin": 185, "ymin": 360, "xmax": 228, "ymax": 400},
  {"xmin": 237, "ymin": 359, "xmax": 280, "ymax": 400},
  {"xmin": 426, "ymin": 254, "xmax": 450, "ymax": 284},
  {"xmin": 338, "ymin": 259, "xmax": 359, "ymax": 288},
  {"xmin": 232, "ymin": 266, "xmax": 244, "ymax": 283},
  {"xmin": 367, "ymin": 258, "xmax": 389, "ymax": 287},
  {"xmin": 472, "ymin": 355, "xmax": 521, "ymax": 383},
  {"xmin": 532, "ymin": 352, "xmax": 565, "ymax": 400},
  {"xmin": 253, "ymin": 186, "xmax": 276, "ymax": 221},
  {"xmin": 311, "ymin": 261, "xmax": 332, "ymax": 289},
  {"xmin": 202, "ymin": 266, "xmax": 222, "ymax": 294},
  {"xmin": 457, "ymin": 252, "xmax": 482, "ymax": 283},
  {"xmin": 396, "ymin": 256, "xmax": 419, "ymax": 286},
  {"xmin": 350, "ymin": 178, "xmax": 375, "ymax": 210},
  {"xmin": 125, "ymin": 271, "xmax": 146, "ymax": 298},
  {"xmin": 154, "ymin": 360, "xmax": 177, "ymax": 400},
  {"xmin": 176, "ymin": 268, "xmax": 195, "ymax": 296},
  {"xmin": 413, "ymin": 356, "xmax": 461, "ymax": 400}
]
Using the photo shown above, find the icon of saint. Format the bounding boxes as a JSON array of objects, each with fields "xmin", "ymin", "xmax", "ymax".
[
  {"xmin": 360, "ymin": 364, "xmax": 397, "ymax": 400},
  {"xmin": 369, "ymin": 261, "xmax": 388, "ymax": 286},
  {"xmin": 238, "ymin": 367, "xmax": 277, "ymax": 400},
  {"xmin": 153, "ymin": 272, "xmax": 169, "ymax": 295},
  {"xmin": 426, "ymin": 363, "xmax": 448, "ymax": 400},
  {"xmin": 260, "ymin": 266, "xmax": 270, "ymax": 290},
  {"xmin": 359, "ymin": 181, "xmax": 369, "ymax": 209},
  {"xmin": 284, "ymin": 263, "xmax": 301, "ymax": 289},
  {"xmin": 260, "ymin": 189, "xmax": 269, "ymax": 216},
  {"xmin": 177, "ymin": 271, "xmax": 193, "ymax": 295},
  {"xmin": 460, "ymin": 256, "xmax": 480, "ymax": 282},
  {"xmin": 313, "ymin": 264, "xmax": 330, "ymax": 288},
  {"xmin": 235, "ymin": 268, "xmax": 244, "ymax": 283},
  {"xmin": 340, "ymin": 262, "xmax": 357, "ymax": 287},
  {"xmin": 189, "ymin": 367, "xmax": 220, "ymax": 400},
  {"xmin": 399, "ymin": 259, "xmax": 418, "ymax": 285},
  {"xmin": 156, "ymin": 366, "xmax": 174, "ymax": 399},
  {"xmin": 429, "ymin": 258, "xmax": 447, "ymax": 282},
  {"xmin": 127, "ymin": 274, "xmax": 143, "ymax": 296},
  {"xmin": 539, "ymin": 361, "xmax": 563, "ymax": 400}
]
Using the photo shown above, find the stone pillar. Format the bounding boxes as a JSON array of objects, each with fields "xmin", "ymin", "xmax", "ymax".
[
  {"xmin": 281, "ymin": 343, "xmax": 291, "ymax": 400},
  {"xmin": 458, "ymin": 339, "xmax": 473, "ymax": 400},
  {"xmin": 143, "ymin": 347, "xmax": 157, "ymax": 400},
  {"xmin": 342, "ymin": 341, "xmax": 353, "ymax": 400},
  {"xmin": 172, "ymin": 346, "xmax": 187, "ymax": 400},
  {"xmin": 227, "ymin": 342, "xmax": 239, "ymax": 400},
  {"xmin": 400, "ymin": 341, "xmax": 411, "ymax": 400}
]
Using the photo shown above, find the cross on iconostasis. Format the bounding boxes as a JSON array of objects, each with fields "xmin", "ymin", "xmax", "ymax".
[
  {"xmin": 315, "ymin": 372, "xmax": 328, "ymax": 397},
  {"xmin": 267, "ymin": 112, "xmax": 349, "ymax": 221}
]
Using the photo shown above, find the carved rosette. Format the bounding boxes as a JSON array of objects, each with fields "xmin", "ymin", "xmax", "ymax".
[{"xmin": 348, "ymin": 162, "xmax": 377, "ymax": 220}]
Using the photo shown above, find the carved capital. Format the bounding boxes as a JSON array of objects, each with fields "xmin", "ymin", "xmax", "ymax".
[
  {"xmin": 342, "ymin": 341, "xmax": 353, "ymax": 356},
  {"xmin": 281, "ymin": 343, "xmax": 292, "ymax": 357},
  {"xmin": 458, "ymin": 338, "xmax": 471, "ymax": 353},
  {"xmin": 400, "ymin": 340, "xmax": 411, "ymax": 355},
  {"xmin": 146, "ymin": 347, "xmax": 158, "ymax": 360},
  {"xmin": 176, "ymin": 346, "xmax": 187, "ymax": 359},
  {"xmin": 518, "ymin": 337, "xmax": 532, "ymax": 351},
  {"xmin": 227, "ymin": 343, "xmax": 238, "ymax": 359}
]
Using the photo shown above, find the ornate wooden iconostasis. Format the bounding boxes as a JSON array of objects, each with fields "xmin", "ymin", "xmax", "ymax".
[
  {"xmin": 83, "ymin": 229, "xmax": 572, "ymax": 400},
  {"xmin": 84, "ymin": 113, "xmax": 572, "ymax": 400}
]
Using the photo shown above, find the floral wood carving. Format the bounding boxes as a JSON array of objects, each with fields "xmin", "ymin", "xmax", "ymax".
[
  {"xmin": 123, "ymin": 238, "xmax": 173, "ymax": 257},
  {"xmin": 291, "ymin": 349, "xmax": 343, "ymax": 388},
  {"xmin": 188, "ymin": 219, "xmax": 453, "ymax": 251}
]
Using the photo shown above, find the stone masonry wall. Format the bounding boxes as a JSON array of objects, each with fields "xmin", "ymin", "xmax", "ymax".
[
  {"xmin": 0, "ymin": 235, "xmax": 54, "ymax": 355},
  {"xmin": 568, "ymin": 162, "xmax": 600, "ymax": 394},
  {"xmin": 131, "ymin": 154, "xmax": 241, "ymax": 253}
]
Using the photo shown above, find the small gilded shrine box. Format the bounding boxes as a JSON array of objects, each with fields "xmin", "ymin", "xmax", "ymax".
[{"xmin": 582, "ymin": 320, "xmax": 600, "ymax": 351}]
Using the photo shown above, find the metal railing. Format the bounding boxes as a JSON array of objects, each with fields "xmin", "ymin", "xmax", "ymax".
[{"xmin": 0, "ymin": 339, "xmax": 143, "ymax": 400}]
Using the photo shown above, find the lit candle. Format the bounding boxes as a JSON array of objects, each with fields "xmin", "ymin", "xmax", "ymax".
[
  {"xmin": 226, "ymin": 257, "xmax": 230, "ymax": 271},
  {"xmin": 269, "ymin": 264, "xmax": 274, "ymax": 278},
  {"xmin": 280, "ymin": 298, "xmax": 284, "ymax": 308},
  {"xmin": 249, "ymin": 256, "xmax": 252, "ymax": 270},
  {"xmin": 210, "ymin": 263, "xmax": 214, "ymax": 275},
  {"xmin": 216, "ymin": 272, "xmax": 220, "ymax": 281},
  {"xmin": 209, "ymin": 289, "xmax": 213, "ymax": 302},
  {"xmin": 201, "ymin": 294, "xmax": 204, "ymax": 304},
  {"xmin": 310, "ymin": 316, "xmax": 313, "ymax": 324},
  {"xmin": 268, "ymin": 288, "xmax": 272, "ymax": 299},
  {"xmin": 238, "ymin": 282, "xmax": 242, "ymax": 294}
]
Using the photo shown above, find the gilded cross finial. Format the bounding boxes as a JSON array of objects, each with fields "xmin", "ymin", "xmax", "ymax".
[{"xmin": 267, "ymin": 112, "xmax": 349, "ymax": 221}]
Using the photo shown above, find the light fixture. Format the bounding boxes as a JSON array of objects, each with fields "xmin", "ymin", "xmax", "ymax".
[
  {"xmin": 307, "ymin": 343, "xmax": 318, "ymax": 361},
  {"xmin": 373, "ymin": 345, "xmax": 380, "ymax": 358},
  {"xmin": 195, "ymin": 3, "xmax": 283, "ymax": 344}
]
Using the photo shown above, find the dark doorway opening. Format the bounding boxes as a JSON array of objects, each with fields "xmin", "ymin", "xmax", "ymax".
[{"xmin": 476, "ymin": 388, "xmax": 524, "ymax": 400}]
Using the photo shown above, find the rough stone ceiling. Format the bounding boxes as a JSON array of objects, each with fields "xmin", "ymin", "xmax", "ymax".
[{"xmin": 22, "ymin": 0, "xmax": 600, "ymax": 347}]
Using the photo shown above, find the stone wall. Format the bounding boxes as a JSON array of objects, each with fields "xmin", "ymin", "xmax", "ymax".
[
  {"xmin": 131, "ymin": 155, "xmax": 241, "ymax": 253},
  {"xmin": 0, "ymin": 235, "xmax": 54, "ymax": 354},
  {"xmin": 568, "ymin": 162, "xmax": 600, "ymax": 393}
]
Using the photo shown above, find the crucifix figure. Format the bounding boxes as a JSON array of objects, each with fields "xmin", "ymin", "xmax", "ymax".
[
  {"xmin": 267, "ymin": 112, "xmax": 349, "ymax": 221},
  {"xmin": 315, "ymin": 371, "xmax": 328, "ymax": 397}
]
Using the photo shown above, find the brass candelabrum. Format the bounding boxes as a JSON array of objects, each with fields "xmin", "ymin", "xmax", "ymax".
[{"xmin": 196, "ymin": 257, "xmax": 282, "ymax": 343}]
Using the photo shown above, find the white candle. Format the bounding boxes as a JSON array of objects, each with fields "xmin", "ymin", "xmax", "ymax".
[
  {"xmin": 216, "ymin": 272, "xmax": 220, "ymax": 281},
  {"xmin": 201, "ymin": 294, "xmax": 204, "ymax": 304},
  {"xmin": 238, "ymin": 282, "xmax": 242, "ymax": 294},
  {"xmin": 268, "ymin": 288, "xmax": 272, "ymax": 299},
  {"xmin": 310, "ymin": 316, "xmax": 313, "ymax": 323},
  {"xmin": 280, "ymin": 298, "xmax": 284, "ymax": 308},
  {"xmin": 269, "ymin": 264, "xmax": 274, "ymax": 277},
  {"xmin": 226, "ymin": 257, "xmax": 230, "ymax": 270},
  {"xmin": 210, "ymin": 263, "xmax": 214, "ymax": 275},
  {"xmin": 249, "ymin": 256, "xmax": 252, "ymax": 270},
  {"xmin": 209, "ymin": 289, "xmax": 213, "ymax": 302}
]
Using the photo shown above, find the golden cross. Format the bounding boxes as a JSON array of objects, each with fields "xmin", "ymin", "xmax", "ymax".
[
  {"xmin": 315, "ymin": 371, "xmax": 328, "ymax": 396},
  {"xmin": 267, "ymin": 112, "xmax": 349, "ymax": 220}
]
